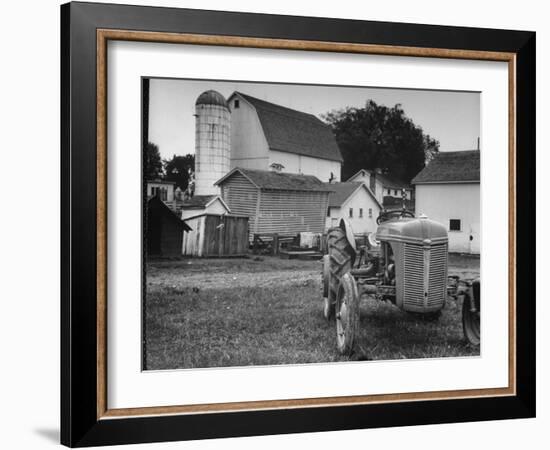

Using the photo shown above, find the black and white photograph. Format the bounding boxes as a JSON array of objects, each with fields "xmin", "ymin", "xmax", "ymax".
[{"xmin": 142, "ymin": 78, "xmax": 481, "ymax": 370}]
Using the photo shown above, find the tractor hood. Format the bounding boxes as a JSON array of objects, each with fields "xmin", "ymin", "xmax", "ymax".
[{"xmin": 376, "ymin": 216, "xmax": 448, "ymax": 245}]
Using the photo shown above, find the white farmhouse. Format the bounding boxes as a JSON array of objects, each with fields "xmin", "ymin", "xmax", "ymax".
[
  {"xmin": 227, "ymin": 92, "xmax": 342, "ymax": 182},
  {"xmin": 325, "ymin": 182, "xmax": 382, "ymax": 234},
  {"xmin": 146, "ymin": 179, "xmax": 176, "ymax": 202},
  {"xmin": 412, "ymin": 150, "xmax": 480, "ymax": 254},
  {"xmin": 347, "ymin": 169, "xmax": 413, "ymax": 205}
]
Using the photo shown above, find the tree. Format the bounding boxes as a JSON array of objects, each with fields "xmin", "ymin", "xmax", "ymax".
[
  {"xmin": 144, "ymin": 142, "xmax": 163, "ymax": 180},
  {"xmin": 322, "ymin": 100, "xmax": 439, "ymax": 183},
  {"xmin": 163, "ymin": 154, "xmax": 195, "ymax": 190}
]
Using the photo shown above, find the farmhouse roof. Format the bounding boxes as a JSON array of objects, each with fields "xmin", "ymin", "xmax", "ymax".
[
  {"xmin": 375, "ymin": 173, "xmax": 411, "ymax": 190},
  {"xmin": 215, "ymin": 168, "xmax": 332, "ymax": 192},
  {"xmin": 347, "ymin": 170, "xmax": 411, "ymax": 189},
  {"xmin": 230, "ymin": 92, "xmax": 343, "ymax": 162},
  {"xmin": 411, "ymin": 150, "xmax": 480, "ymax": 184},
  {"xmin": 325, "ymin": 182, "xmax": 382, "ymax": 208}
]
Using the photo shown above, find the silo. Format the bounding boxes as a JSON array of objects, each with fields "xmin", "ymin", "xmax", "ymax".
[{"xmin": 194, "ymin": 90, "xmax": 231, "ymax": 195}]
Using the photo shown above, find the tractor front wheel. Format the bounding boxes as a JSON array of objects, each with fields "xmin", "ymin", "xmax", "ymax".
[
  {"xmin": 335, "ymin": 273, "xmax": 360, "ymax": 355},
  {"xmin": 322, "ymin": 255, "xmax": 334, "ymax": 320},
  {"xmin": 462, "ymin": 293, "xmax": 480, "ymax": 345}
]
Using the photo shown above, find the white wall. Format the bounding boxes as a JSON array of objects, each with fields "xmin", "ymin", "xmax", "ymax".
[
  {"xmin": 269, "ymin": 150, "xmax": 341, "ymax": 182},
  {"xmin": 146, "ymin": 181, "xmax": 175, "ymax": 202},
  {"xmin": 180, "ymin": 199, "xmax": 229, "ymax": 220},
  {"xmin": 326, "ymin": 187, "xmax": 381, "ymax": 234},
  {"xmin": 229, "ymin": 94, "xmax": 270, "ymax": 169},
  {"xmin": 415, "ymin": 183, "xmax": 480, "ymax": 253},
  {"xmin": 3, "ymin": 1, "xmax": 546, "ymax": 450}
]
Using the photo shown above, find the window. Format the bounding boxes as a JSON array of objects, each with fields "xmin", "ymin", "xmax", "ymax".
[
  {"xmin": 387, "ymin": 189, "xmax": 391, "ymax": 195},
  {"xmin": 234, "ymin": 99, "xmax": 240, "ymax": 108},
  {"xmin": 359, "ymin": 208, "xmax": 363, "ymax": 218},
  {"xmin": 368, "ymin": 208, "xmax": 372, "ymax": 218},
  {"xmin": 449, "ymin": 219, "xmax": 461, "ymax": 231},
  {"xmin": 326, "ymin": 207, "xmax": 331, "ymax": 217},
  {"xmin": 349, "ymin": 208, "xmax": 353, "ymax": 218},
  {"xmin": 394, "ymin": 189, "xmax": 398, "ymax": 196}
]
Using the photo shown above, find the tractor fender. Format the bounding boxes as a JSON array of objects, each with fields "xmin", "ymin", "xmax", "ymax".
[{"xmin": 338, "ymin": 218, "xmax": 357, "ymax": 255}]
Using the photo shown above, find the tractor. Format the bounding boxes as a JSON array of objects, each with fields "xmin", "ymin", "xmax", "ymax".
[{"xmin": 322, "ymin": 209, "xmax": 480, "ymax": 355}]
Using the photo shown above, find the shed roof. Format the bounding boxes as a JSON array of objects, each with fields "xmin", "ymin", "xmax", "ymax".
[
  {"xmin": 216, "ymin": 168, "xmax": 332, "ymax": 192},
  {"xmin": 180, "ymin": 195, "xmax": 217, "ymax": 209},
  {"xmin": 230, "ymin": 92, "xmax": 342, "ymax": 162},
  {"xmin": 325, "ymin": 182, "xmax": 382, "ymax": 208},
  {"xmin": 148, "ymin": 196, "xmax": 192, "ymax": 231},
  {"xmin": 411, "ymin": 150, "xmax": 480, "ymax": 184}
]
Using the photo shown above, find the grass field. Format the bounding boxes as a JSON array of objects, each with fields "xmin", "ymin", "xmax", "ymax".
[{"xmin": 144, "ymin": 255, "xmax": 480, "ymax": 370}]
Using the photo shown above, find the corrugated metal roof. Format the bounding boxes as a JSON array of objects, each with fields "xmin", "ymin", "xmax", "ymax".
[
  {"xmin": 216, "ymin": 168, "xmax": 332, "ymax": 192},
  {"xmin": 412, "ymin": 150, "xmax": 480, "ymax": 184},
  {"xmin": 324, "ymin": 182, "xmax": 382, "ymax": 208},
  {"xmin": 232, "ymin": 92, "xmax": 343, "ymax": 162}
]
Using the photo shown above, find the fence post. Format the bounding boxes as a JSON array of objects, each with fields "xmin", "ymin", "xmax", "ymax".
[{"xmin": 273, "ymin": 233, "xmax": 279, "ymax": 256}]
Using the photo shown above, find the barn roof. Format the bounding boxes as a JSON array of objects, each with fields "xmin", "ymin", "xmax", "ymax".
[
  {"xmin": 230, "ymin": 92, "xmax": 343, "ymax": 162},
  {"xmin": 215, "ymin": 168, "xmax": 332, "ymax": 192},
  {"xmin": 411, "ymin": 150, "xmax": 480, "ymax": 184},
  {"xmin": 325, "ymin": 182, "xmax": 382, "ymax": 208}
]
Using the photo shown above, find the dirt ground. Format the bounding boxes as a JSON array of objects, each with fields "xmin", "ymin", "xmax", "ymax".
[{"xmin": 144, "ymin": 254, "xmax": 480, "ymax": 370}]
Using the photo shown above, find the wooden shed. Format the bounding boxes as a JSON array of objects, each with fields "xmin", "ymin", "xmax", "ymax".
[
  {"xmin": 146, "ymin": 196, "xmax": 191, "ymax": 257},
  {"xmin": 215, "ymin": 168, "xmax": 331, "ymax": 240},
  {"xmin": 182, "ymin": 214, "xmax": 249, "ymax": 257}
]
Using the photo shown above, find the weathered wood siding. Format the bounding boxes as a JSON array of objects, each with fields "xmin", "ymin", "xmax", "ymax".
[
  {"xmin": 257, "ymin": 189, "xmax": 329, "ymax": 236},
  {"xmin": 182, "ymin": 214, "xmax": 249, "ymax": 257},
  {"xmin": 220, "ymin": 172, "xmax": 258, "ymax": 236}
]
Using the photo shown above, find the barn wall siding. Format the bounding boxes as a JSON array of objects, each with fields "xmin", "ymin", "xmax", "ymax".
[
  {"xmin": 220, "ymin": 172, "xmax": 258, "ymax": 234},
  {"xmin": 257, "ymin": 189, "xmax": 329, "ymax": 236}
]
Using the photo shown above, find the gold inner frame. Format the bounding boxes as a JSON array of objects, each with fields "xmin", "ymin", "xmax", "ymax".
[{"xmin": 96, "ymin": 29, "xmax": 517, "ymax": 420}]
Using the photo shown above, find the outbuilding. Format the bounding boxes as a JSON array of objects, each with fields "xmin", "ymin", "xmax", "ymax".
[
  {"xmin": 146, "ymin": 196, "xmax": 191, "ymax": 257},
  {"xmin": 325, "ymin": 182, "xmax": 382, "ymax": 234},
  {"xmin": 179, "ymin": 195, "xmax": 231, "ymax": 221},
  {"xmin": 412, "ymin": 150, "xmax": 480, "ymax": 254},
  {"xmin": 215, "ymin": 167, "xmax": 331, "ymax": 239}
]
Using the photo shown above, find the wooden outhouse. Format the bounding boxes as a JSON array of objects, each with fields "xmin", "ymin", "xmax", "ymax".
[{"xmin": 215, "ymin": 168, "xmax": 331, "ymax": 240}]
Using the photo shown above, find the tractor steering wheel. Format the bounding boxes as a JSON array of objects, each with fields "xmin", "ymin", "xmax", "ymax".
[{"xmin": 376, "ymin": 209, "xmax": 415, "ymax": 225}]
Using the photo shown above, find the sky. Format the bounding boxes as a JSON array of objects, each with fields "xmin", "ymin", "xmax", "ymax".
[{"xmin": 148, "ymin": 78, "xmax": 480, "ymax": 160}]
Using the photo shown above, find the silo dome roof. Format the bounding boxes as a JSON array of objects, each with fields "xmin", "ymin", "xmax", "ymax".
[{"xmin": 195, "ymin": 90, "xmax": 228, "ymax": 108}]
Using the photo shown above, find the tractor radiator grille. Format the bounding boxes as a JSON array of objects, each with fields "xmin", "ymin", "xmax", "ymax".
[{"xmin": 403, "ymin": 243, "xmax": 447, "ymax": 311}]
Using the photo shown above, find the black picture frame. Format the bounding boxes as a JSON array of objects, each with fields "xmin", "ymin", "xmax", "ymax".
[{"xmin": 61, "ymin": 1, "xmax": 535, "ymax": 447}]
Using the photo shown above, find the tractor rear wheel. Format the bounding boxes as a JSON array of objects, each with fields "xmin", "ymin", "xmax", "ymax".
[
  {"xmin": 462, "ymin": 293, "xmax": 480, "ymax": 345},
  {"xmin": 326, "ymin": 227, "xmax": 355, "ymax": 320},
  {"xmin": 336, "ymin": 273, "xmax": 360, "ymax": 355}
]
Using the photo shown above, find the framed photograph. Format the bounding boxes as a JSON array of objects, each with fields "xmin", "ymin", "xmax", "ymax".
[{"xmin": 61, "ymin": 1, "xmax": 535, "ymax": 447}]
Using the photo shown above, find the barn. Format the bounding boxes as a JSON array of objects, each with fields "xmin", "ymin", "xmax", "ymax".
[
  {"xmin": 325, "ymin": 182, "xmax": 382, "ymax": 234},
  {"xmin": 227, "ymin": 92, "xmax": 342, "ymax": 182},
  {"xmin": 412, "ymin": 150, "xmax": 480, "ymax": 254},
  {"xmin": 215, "ymin": 167, "xmax": 331, "ymax": 239},
  {"xmin": 146, "ymin": 196, "xmax": 191, "ymax": 257}
]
